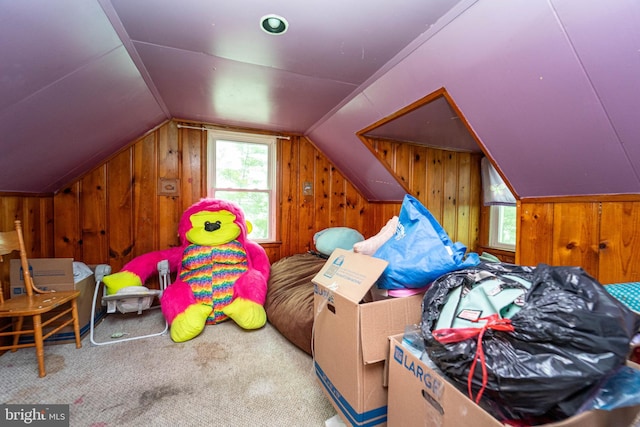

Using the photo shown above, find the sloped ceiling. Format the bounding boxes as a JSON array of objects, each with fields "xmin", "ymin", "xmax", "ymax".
[{"xmin": 1, "ymin": 0, "xmax": 639, "ymax": 201}]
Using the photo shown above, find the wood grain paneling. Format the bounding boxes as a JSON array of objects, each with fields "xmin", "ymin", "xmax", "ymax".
[
  {"xmin": 54, "ymin": 183, "xmax": 80, "ymax": 259},
  {"xmin": 0, "ymin": 121, "xmax": 396, "ymax": 273},
  {"xmin": 598, "ymin": 202, "xmax": 640, "ymax": 284},
  {"xmin": 107, "ymin": 149, "xmax": 134, "ymax": 273},
  {"xmin": 518, "ymin": 199, "xmax": 640, "ymax": 284},
  {"xmin": 132, "ymin": 132, "xmax": 158, "ymax": 257},
  {"xmin": 3, "ymin": 119, "xmax": 640, "ymax": 288},
  {"xmin": 517, "ymin": 202, "xmax": 554, "ymax": 266},
  {"xmin": 365, "ymin": 136, "xmax": 481, "ymax": 251},
  {"xmin": 0, "ymin": 195, "xmax": 54, "ymax": 301},
  {"xmin": 80, "ymin": 166, "xmax": 108, "ymax": 264},
  {"xmin": 157, "ymin": 122, "xmax": 181, "ymax": 251},
  {"xmin": 411, "ymin": 146, "xmax": 427, "ymax": 200},
  {"xmin": 551, "ymin": 202, "xmax": 599, "ymax": 277}
]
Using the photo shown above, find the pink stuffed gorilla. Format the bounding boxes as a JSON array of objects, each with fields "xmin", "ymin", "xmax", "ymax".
[{"xmin": 102, "ymin": 198, "xmax": 270, "ymax": 342}]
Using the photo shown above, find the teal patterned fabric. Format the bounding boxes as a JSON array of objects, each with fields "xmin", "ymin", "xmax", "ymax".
[{"xmin": 606, "ymin": 282, "xmax": 640, "ymax": 313}]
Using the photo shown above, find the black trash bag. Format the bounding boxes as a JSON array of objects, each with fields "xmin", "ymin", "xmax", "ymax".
[{"xmin": 421, "ymin": 262, "xmax": 640, "ymax": 424}]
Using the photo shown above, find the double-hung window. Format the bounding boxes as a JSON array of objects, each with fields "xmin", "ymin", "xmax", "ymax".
[
  {"xmin": 481, "ymin": 157, "xmax": 516, "ymax": 251},
  {"xmin": 206, "ymin": 130, "xmax": 276, "ymax": 242},
  {"xmin": 488, "ymin": 205, "xmax": 516, "ymax": 250}
]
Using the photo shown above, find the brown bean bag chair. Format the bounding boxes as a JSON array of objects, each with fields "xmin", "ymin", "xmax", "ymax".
[{"xmin": 265, "ymin": 252, "xmax": 327, "ymax": 355}]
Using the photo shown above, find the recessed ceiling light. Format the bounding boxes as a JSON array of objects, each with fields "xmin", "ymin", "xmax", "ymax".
[{"xmin": 260, "ymin": 14, "xmax": 288, "ymax": 35}]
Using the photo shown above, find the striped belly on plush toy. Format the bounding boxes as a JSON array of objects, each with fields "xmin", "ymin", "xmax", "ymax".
[{"xmin": 180, "ymin": 241, "xmax": 249, "ymax": 324}]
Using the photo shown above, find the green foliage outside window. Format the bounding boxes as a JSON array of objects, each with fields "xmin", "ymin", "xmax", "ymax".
[
  {"xmin": 498, "ymin": 206, "xmax": 517, "ymax": 246},
  {"xmin": 213, "ymin": 139, "xmax": 272, "ymax": 240}
]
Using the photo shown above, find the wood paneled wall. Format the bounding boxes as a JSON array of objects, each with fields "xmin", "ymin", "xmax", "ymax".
[
  {"xmin": 0, "ymin": 120, "xmax": 401, "ymax": 296},
  {"xmin": 4, "ymin": 119, "xmax": 639, "ymax": 293},
  {"xmin": 365, "ymin": 136, "xmax": 482, "ymax": 251},
  {"xmin": 518, "ymin": 198, "xmax": 640, "ymax": 284},
  {"xmin": 0, "ymin": 123, "xmax": 486, "ymax": 298},
  {"xmin": 278, "ymin": 135, "xmax": 399, "ymax": 258},
  {"xmin": 0, "ymin": 196, "xmax": 54, "ymax": 258},
  {"xmin": 48, "ymin": 121, "xmax": 401, "ymax": 271},
  {"xmin": 0, "ymin": 196, "xmax": 55, "ymax": 300}
]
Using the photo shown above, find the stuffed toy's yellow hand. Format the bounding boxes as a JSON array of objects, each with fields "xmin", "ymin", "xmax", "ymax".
[
  {"xmin": 170, "ymin": 304, "xmax": 212, "ymax": 343},
  {"xmin": 222, "ymin": 298, "xmax": 267, "ymax": 330},
  {"xmin": 102, "ymin": 271, "xmax": 143, "ymax": 295}
]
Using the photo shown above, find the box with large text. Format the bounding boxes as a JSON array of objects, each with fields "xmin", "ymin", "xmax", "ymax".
[
  {"xmin": 312, "ymin": 249, "xmax": 423, "ymax": 426},
  {"xmin": 387, "ymin": 334, "xmax": 640, "ymax": 427}
]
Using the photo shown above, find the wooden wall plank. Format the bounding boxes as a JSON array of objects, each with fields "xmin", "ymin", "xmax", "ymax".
[
  {"xmin": 107, "ymin": 149, "xmax": 134, "ymax": 272},
  {"xmin": 298, "ymin": 137, "xmax": 316, "ymax": 254},
  {"xmin": 599, "ymin": 202, "xmax": 640, "ymax": 284},
  {"xmin": 53, "ymin": 183, "xmax": 80, "ymax": 259},
  {"xmin": 330, "ymin": 165, "xmax": 346, "ymax": 226},
  {"xmin": 0, "ymin": 197, "xmax": 20, "ymax": 301},
  {"xmin": 456, "ymin": 152, "xmax": 472, "ymax": 247},
  {"xmin": 314, "ymin": 151, "xmax": 331, "ymax": 238},
  {"xmin": 79, "ymin": 165, "xmax": 107, "ymax": 264},
  {"xmin": 426, "ymin": 148, "xmax": 444, "ymax": 224},
  {"xmin": 345, "ymin": 187, "xmax": 367, "ymax": 236},
  {"xmin": 133, "ymin": 133, "xmax": 158, "ymax": 257},
  {"xmin": 180, "ymin": 128, "xmax": 205, "ymax": 212},
  {"xmin": 394, "ymin": 143, "xmax": 411, "ymax": 189},
  {"xmin": 442, "ymin": 151, "xmax": 458, "ymax": 241},
  {"xmin": 551, "ymin": 202, "xmax": 599, "ymax": 277},
  {"xmin": 468, "ymin": 155, "xmax": 481, "ymax": 252},
  {"xmin": 157, "ymin": 122, "xmax": 181, "ymax": 250},
  {"xmin": 517, "ymin": 202, "xmax": 554, "ymax": 266},
  {"xmin": 277, "ymin": 136, "xmax": 296, "ymax": 258},
  {"xmin": 411, "ymin": 146, "xmax": 428, "ymax": 201}
]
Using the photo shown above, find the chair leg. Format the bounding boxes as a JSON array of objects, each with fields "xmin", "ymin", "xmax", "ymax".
[
  {"xmin": 32, "ymin": 314, "xmax": 46, "ymax": 378},
  {"xmin": 11, "ymin": 316, "xmax": 24, "ymax": 351},
  {"xmin": 71, "ymin": 299, "xmax": 82, "ymax": 349}
]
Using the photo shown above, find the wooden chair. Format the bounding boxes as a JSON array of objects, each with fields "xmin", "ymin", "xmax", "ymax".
[{"xmin": 0, "ymin": 220, "xmax": 81, "ymax": 377}]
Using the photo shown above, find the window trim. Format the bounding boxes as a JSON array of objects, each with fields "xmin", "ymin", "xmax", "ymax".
[
  {"xmin": 488, "ymin": 205, "xmax": 516, "ymax": 251},
  {"xmin": 206, "ymin": 129, "xmax": 277, "ymax": 243}
]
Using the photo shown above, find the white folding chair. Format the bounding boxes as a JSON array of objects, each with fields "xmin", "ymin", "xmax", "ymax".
[{"xmin": 89, "ymin": 260, "xmax": 170, "ymax": 345}]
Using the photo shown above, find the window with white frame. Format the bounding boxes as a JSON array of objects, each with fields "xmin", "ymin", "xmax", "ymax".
[
  {"xmin": 489, "ymin": 205, "xmax": 516, "ymax": 251},
  {"xmin": 481, "ymin": 157, "xmax": 516, "ymax": 251},
  {"xmin": 207, "ymin": 130, "xmax": 277, "ymax": 242}
]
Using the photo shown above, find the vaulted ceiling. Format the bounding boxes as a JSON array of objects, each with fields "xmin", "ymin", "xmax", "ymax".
[{"xmin": 1, "ymin": 1, "xmax": 639, "ymax": 201}]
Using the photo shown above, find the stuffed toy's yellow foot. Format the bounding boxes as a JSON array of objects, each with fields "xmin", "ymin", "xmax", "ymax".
[
  {"xmin": 222, "ymin": 298, "xmax": 267, "ymax": 330},
  {"xmin": 170, "ymin": 304, "xmax": 212, "ymax": 342}
]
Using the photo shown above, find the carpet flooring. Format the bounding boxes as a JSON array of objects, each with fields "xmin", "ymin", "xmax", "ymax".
[{"xmin": 1, "ymin": 310, "xmax": 336, "ymax": 426}]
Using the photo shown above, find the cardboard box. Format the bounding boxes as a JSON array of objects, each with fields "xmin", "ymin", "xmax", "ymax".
[
  {"xmin": 387, "ymin": 334, "xmax": 640, "ymax": 427},
  {"xmin": 312, "ymin": 249, "xmax": 424, "ymax": 427},
  {"xmin": 10, "ymin": 258, "xmax": 106, "ymax": 344}
]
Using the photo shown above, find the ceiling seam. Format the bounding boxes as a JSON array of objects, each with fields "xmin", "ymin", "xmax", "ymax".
[
  {"xmin": 97, "ymin": 0, "xmax": 172, "ymax": 120},
  {"xmin": 130, "ymin": 40, "xmax": 365, "ymax": 88},
  {"xmin": 304, "ymin": 0, "xmax": 479, "ymax": 137},
  {"xmin": 0, "ymin": 45, "xmax": 124, "ymax": 118}
]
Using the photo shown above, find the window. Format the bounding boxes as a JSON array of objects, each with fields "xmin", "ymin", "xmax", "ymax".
[
  {"xmin": 488, "ymin": 205, "xmax": 516, "ymax": 251},
  {"xmin": 481, "ymin": 157, "xmax": 516, "ymax": 251},
  {"xmin": 207, "ymin": 130, "xmax": 276, "ymax": 242}
]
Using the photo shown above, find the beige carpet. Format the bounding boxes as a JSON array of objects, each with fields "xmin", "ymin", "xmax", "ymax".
[{"xmin": 0, "ymin": 310, "xmax": 337, "ymax": 426}]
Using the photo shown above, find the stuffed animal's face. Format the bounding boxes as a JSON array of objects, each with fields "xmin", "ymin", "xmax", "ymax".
[{"xmin": 186, "ymin": 209, "xmax": 244, "ymax": 246}]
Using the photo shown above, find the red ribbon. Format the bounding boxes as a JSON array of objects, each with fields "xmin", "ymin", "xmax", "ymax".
[{"xmin": 432, "ymin": 313, "xmax": 515, "ymax": 404}]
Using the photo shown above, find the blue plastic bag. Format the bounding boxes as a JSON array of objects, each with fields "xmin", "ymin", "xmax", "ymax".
[{"xmin": 373, "ymin": 194, "xmax": 479, "ymax": 290}]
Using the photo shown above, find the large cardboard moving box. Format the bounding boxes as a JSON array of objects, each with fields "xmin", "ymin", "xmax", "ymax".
[
  {"xmin": 387, "ymin": 334, "xmax": 640, "ymax": 427},
  {"xmin": 313, "ymin": 249, "xmax": 424, "ymax": 427},
  {"xmin": 10, "ymin": 258, "xmax": 106, "ymax": 344}
]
